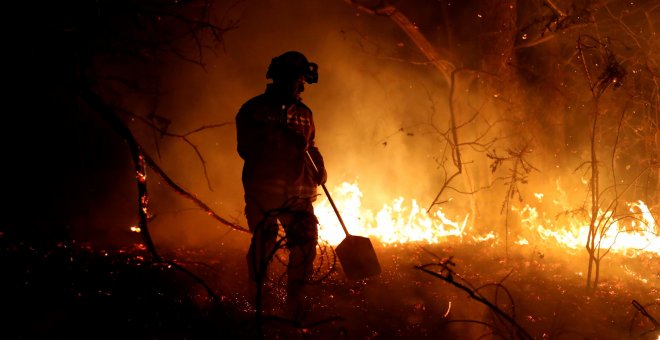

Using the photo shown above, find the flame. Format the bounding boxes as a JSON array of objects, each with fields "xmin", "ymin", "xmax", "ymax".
[
  {"xmin": 316, "ymin": 181, "xmax": 659, "ymax": 257},
  {"xmin": 315, "ymin": 181, "xmax": 468, "ymax": 246},
  {"xmin": 520, "ymin": 200, "xmax": 659, "ymax": 256}
]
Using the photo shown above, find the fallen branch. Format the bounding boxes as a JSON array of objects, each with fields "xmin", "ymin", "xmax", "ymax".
[
  {"xmin": 141, "ymin": 151, "xmax": 249, "ymax": 233},
  {"xmin": 631, "ymin": 299, "xmax": 660, "ymax": 329},
  {"xmin": 416, "ymin": 262, "xmax": 533, "ymax": 340}
]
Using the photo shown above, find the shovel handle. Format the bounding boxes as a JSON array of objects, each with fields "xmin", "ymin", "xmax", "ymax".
[{"xmin": 305, "ymin": 151, "xmax": 350, "ymax": 237}]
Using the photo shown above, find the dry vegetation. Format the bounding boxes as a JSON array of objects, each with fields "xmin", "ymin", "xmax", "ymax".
[
  {"xmin": 2, "ymin": 231, "xmax": 659, "ymax": 339},
  {"xmin": 3, "ymin": 0, "xmax": 660, "ymax": 339}
]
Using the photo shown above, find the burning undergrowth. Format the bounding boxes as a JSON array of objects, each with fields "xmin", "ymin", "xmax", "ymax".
[
  {"xmin": 5, "ymin": 0, "xmax": 659, "ymax": 338},
  {"xmin": 3, "ymin": 224, "xmax": 659, "ymax": 339}
]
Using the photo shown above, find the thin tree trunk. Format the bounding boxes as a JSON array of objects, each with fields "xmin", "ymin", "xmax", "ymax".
[{"xmin": 80, "ymin": 88, "xmax": 161, "ymax": 261}]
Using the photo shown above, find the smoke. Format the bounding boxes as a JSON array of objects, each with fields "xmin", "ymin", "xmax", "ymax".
[
  {"xmin": 6, "ymin": 1, "xmax": 659, "ymax": 337},
  {"xmin": 135, "ymin": 1, "xmax": 517, "ymax": 247},
  {"xmin": 64, "ymin": 0, "xmax": 659, "ymax": 258},
  {"xmin": 130, "ymin": 0, "xmax": 463, "ymax": 248}
]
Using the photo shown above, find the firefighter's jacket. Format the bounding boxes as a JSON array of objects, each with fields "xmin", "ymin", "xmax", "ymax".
[{"xmin": 236, "ymin": 85, "xmax": 325, "ymax": 200}]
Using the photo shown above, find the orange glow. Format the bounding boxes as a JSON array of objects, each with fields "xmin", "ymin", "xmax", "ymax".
[
  {"xmin": 315, "ymin": 181, "xmax": 468, "ymax": 246},
  {"xmin": 519, "ymin": 199, "xmax": 659, "ymax": 256},
  {"xmin": 316, "ymin": 181, "xmax": 659, "ymax": 258}
]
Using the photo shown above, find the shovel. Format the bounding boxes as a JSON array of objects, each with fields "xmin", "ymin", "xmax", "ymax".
[{"xmin": 306, "ymin": 151, "xmax": 382, "ymax": 280}]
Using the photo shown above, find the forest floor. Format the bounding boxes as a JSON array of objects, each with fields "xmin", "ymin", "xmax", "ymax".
[{"xmin": 1, "ymin": 228, "xmax": 659, "ymax": 339}]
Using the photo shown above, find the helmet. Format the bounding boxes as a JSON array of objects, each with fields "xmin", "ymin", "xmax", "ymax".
[{"xmin": 266, "ymin": 51, "xmax": 318, "ymax": 84}]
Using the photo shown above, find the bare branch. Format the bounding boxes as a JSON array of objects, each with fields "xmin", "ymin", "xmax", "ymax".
[
  {"xmin": 416, "ymin": 261, "xmax": 534, "ymax": 340},
  {"xmin": 344, "ymin": 0, "xmax": 454, "ymax": 85},
  {"xmin": 141, "ymin": 151, "xmax": 249, "ymax": 233},
  {"xmin": 116, "ymin": 106, "xmax": 233, "ymax": 191}
]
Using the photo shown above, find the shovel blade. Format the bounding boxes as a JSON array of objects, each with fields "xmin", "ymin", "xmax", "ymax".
[{"xmin": 335, "ymin": 235, "xmax": 382, "ymax": 280}]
